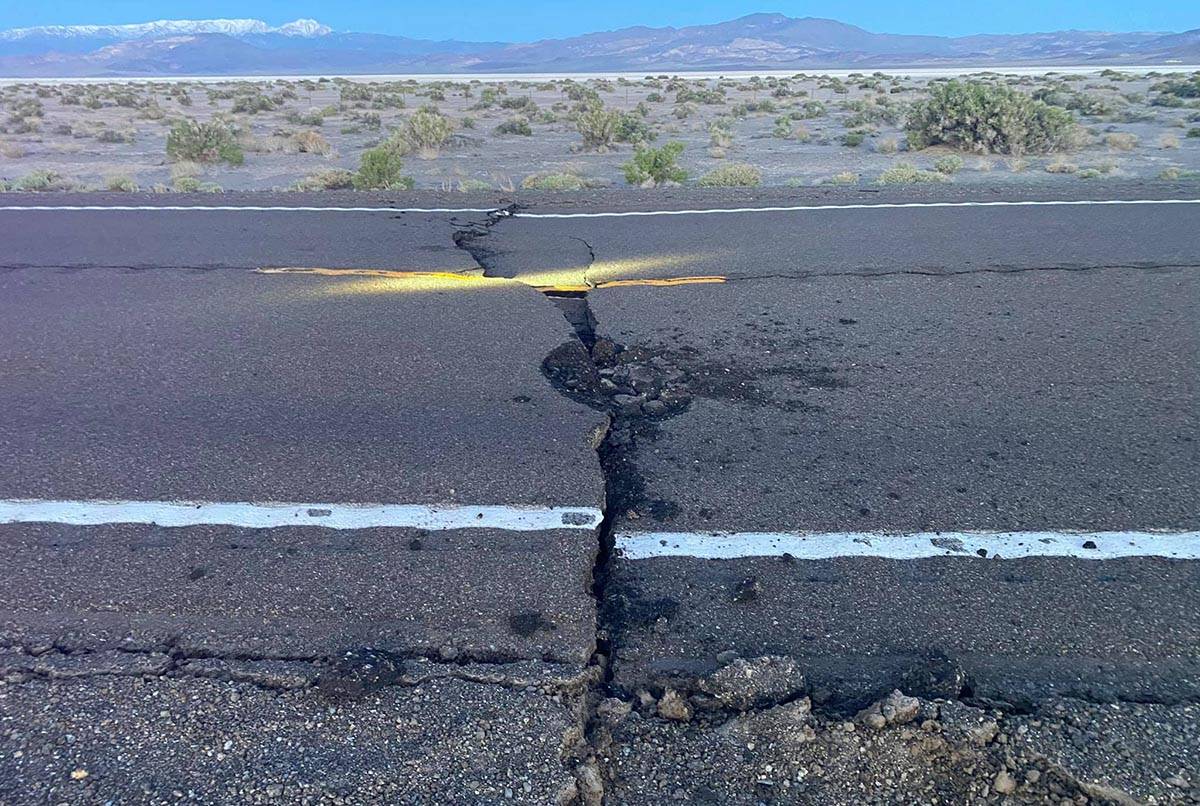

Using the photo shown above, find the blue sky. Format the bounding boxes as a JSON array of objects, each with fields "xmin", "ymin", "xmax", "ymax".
[{"xmin": 0, "ymin": 1, "xmax": 1194, "ymax": 40}]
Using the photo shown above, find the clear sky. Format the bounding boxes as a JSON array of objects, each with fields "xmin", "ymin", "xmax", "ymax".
[{"xmin": 0, "ymin": 1, "xmax": 1194, "ymax": 40}]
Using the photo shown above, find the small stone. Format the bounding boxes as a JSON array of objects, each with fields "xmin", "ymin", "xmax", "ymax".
[
  {"xmin": 993, "ymin": 771, "xmax": 1017, "ymax": 794},
  {"xmin": 1167, "ymin": 776, "xmax": 1189, "ymax": 788},
  {"xmin": 732, "ymin": 577, "xmax": 761, "ymax": 603},
  {"xmin": 881, "ymin": 690, "xmax": 921, "ymax": 725},
  {"xmin": 70, "ymin": 769, "xmax": 88, "ymax": 781},
  {"xmin": 657, "ymin": 689, "xmax": 692, "ymax": 722},
  {"xmin": 1025, "ymin": 770, "xmax": 1041, "ymax": 785},
  {"xmin": 641, "ymin": 399, "xmax": 667, "ymax": 417}
]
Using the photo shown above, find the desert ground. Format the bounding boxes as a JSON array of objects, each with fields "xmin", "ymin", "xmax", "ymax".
[{"xmin": 0, "ymin": 69, "xmax": 1198, "ymax": 192}]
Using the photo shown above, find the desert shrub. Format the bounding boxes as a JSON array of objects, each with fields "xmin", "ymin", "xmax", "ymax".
[
  {"xmin": 499, "ymin": 96, "xmax": 538, "ymax": 113},
  {"xmin": 285, "ymin": 109, "xmax": 326, "ymax": 126},
  {"xmin": 1157, "ymin": 166, "xmax": 1200, "ymax": 181},
  {"xmin": 1104, "ymin": 132, "xmax": 1138, "ymax": 150},
  {"xmin": 622, "ymin": 141, "xmax": 687, "ymax": 186},
  {"xmin": 456, "ymin": 178, "xmax": 492, "ymax": 192},
  {"xmin": 697, "ymin": 162, "xmax": 762, "ymax": 187},
  {"xmin": 231, "ymin": 94, "xmax": 275, "ymax": 114},
  {"xmin": 96, "ymin": 129, "xmax": 135, "ymax": 144},
  {"xmin": 353, "ymin": 142, "xmax": 412, "ymax": 190},
  {"xmin": 105, "ymin": 175, "xmax": 138, "ymax": 192},
  {"xmin": 822, "ymin": 171, "xmax": 860, "ymax": 185},
  {"xmin": 292, "ymin": 130, "xmax": 332, "ymax": 155},
  {"xmin": 876, "ymin": 138, "xmax": 899, "ymax": 154},
  {"xmin": 906, "ymin": 80, "xmax": 1078, "ymax": 155},
  {"xmin": 934, "ymin": 154, "xmax": 964, "ymax": 174},
  {"xmin": 293, "ymin": 169, "xmax": 356, "ymax": 191},
  {"xmin": 521, "ymin": 172, "xmax": 587, "ymax": 191},
  {"xmin": 615, "ymin": 112, "xmax": 656, "ymax": 144},
  {"xmin": 708, "ymin": 119, "xmax": 734, "ymax": 149},
  {"xmin": 165, "ymin": 119, "xmax": 244, "ymax": 165},
  {"xmin": 14, "ymin": 170, "xmax": 76, "ymax": 191},
  {"xmin": 1045, "ymin": 157, "xmax": 1078, "ymax": 173},
  {"xmin": 1150, "ymin": 75, "xmax": 1200, "ymax": 100},
  {"xmin": 1159, "ymin": 133, "xmax": 1180, "ymax": 149},
  {"xmin": 403, "ymin": 106, "xmax": 454, "ymax": 157},
  {"xmin": 495, "ymin": 116, "xmax": 533, "ymax": 136},
  {"xmin": 576, "ymin": 104, "xmax": 620, "ymax": 151},
  {"xmin": 352, "ymin": 111, "xmax": 382, "ymax": 129},
  {"xmin": 1188, "ymin": 127, "xmax": 1200, "ymax": 138},
  {"xmin": 842, "ymin": 131, "xmax": 866, "ymax": 147},
  {"xmin": 877, "ymin": 163, "xmax": 946, "ymax": 184}
]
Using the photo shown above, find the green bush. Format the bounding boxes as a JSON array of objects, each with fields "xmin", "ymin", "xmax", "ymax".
[
  {"xmin": 165, "ymin": 119, "xmax": 244, "ymax": 165},
  {"xmin": 495, "ymin": 116, "xmax": 532, "ymax": 136},
  {"xmin": 14, "ymin": 170, "xmax": 76, "ymax": 192},
  {"xmin": 622, "ymin": 142, "xmax": 687, "ymax": 186},
  {"xmin": 842, "ymin": 131, "xmax": 866, "ymax": 147},
  {"xmin": 906, "ymin": 80, "xmax": 1078, "ymax": 155},
  {"xmin": 354, "ymin": 142, "xmax": 412, "ymax": 190},
  {"xmin": 576, "ymin": 104, "xmax": 620, "ymax": 151},
  {"xmin": 615, "ymin": 112, "xmax": 656, "ymax": 144},
  {"xmin": 697, "ymin": 162, "xmax": 762, "ymax": 187},
  {"xmin": 877, "ymin": 163, "xmax": 946, "ymax": 184},
  {"xmin": 404, "ymin": 106, "xmax": 454, "ymax": 157},
  {"xmin": 934, "ymin": 154, "xmax": 965, "ymax": 174},
  {"xmin": 231, "ymin": 94, "xmax": 275, "ymax": 114},
  {"xmin": 105, "ymin": 175, "xmax": 138, "ymax": 192},
  {"xmin": 294, "ymin": 169, "xmax": 356, "ymax": 191},
  {"xmin": 521, "ymin": 172, "xmax": 587, "ymax": 191}
]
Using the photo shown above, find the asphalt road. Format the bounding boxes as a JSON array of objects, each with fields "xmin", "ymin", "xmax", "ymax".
[{"xmin": 0, "ymin": 188, "xmax": 1198, "ymax": 804}]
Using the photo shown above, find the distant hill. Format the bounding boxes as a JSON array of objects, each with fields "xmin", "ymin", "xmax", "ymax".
[{"xmin": 0, "ymin": 13, "xmax": 1196, "ymax": 77}]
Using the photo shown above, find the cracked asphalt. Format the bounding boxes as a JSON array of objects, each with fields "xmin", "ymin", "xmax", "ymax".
[{"xmin": 0, "ymin": 186, "xmax": 1198, "ymax": 804}]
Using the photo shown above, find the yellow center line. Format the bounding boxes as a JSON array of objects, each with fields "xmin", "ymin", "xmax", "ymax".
[{"xmin": 256, "ymin": 266, "xmax": 727, "ymax": 293}]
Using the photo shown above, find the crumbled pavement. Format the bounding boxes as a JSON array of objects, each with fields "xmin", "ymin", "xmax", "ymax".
[{"xmin": 592, "ymin": 684, "xmax": 1200, "ymax": 805}]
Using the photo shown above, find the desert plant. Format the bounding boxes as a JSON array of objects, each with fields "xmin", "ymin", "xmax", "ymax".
[
  {"xmin": 353, "ymin": 142, "xmax": 412, "ymax": 190},
  {"xmin": 165, "ymin": 119, "xmax": 244, "ymax": 165},
  {"xmin": 622, "ymin": 142, "xmax": 687, "ymax": 186},
  {"xmin": 14, "ymin": 170, "xmax": 75, "ymax": 192},
  {"xmin": 521, "ymin": 172, "xmax": 588, "ymax": 191},
  {"xmin": 823, "ymin": 171, "xmax": 860, "ymax": 185},
  {"xmin": 877, "ymin": 162, "xmax": 946, "ymax": 184},
  {"xmin": 293, "ymin": 169, "xmax": 356, "ymax": 191},
  {"xmin": 697, "ymin": 162, "xmax": 762, "ymax": 187},
  {"xmin": 404, "ymin": 107, "xmax": 454, "ymax": 158},
  {"xmin": 1104, "ymin": 132, "xmax": 1138, "ymax": 151},
  {"xmin": 615, "ymin": 112, "xmax": 656, "ymax": 144},
  {"xmin": 933, "ymin": 154, "xmax": 964, "ymax": 174},
  {"xmin": 105, "ymin": 175, "xmax": 138, "ymax": 192},
  {"xmin": 576, "ymin": 104, "xmax": 620, "ymax": 151},
  {"xmin": 1045, "ymin": 157, "xmax": 1078, "ymax": 174},
  {"xmin": 906, "ymin": 80, "xmax": 1078, "ymax": 155},
  {"xmin": 231, "ymin": 94, "xmax": 276, "ymax": 114},
  {"xmin": 495, "ymin": 116, "xmax": 533, "ymax": 136},
  {"xmin": 292, "ymin": 130, "xmax": 332, "ymax": 155}
]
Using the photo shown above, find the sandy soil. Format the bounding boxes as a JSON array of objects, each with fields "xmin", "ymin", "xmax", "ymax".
[{"xmin": 0, "ymin": 70, "xmax": 1197, "ymax": 192}]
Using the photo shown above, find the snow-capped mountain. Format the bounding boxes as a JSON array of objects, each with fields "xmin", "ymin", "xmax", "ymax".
[
  {"xmin": 0, "ymin": 18, "xmax": 332, "ymax": 42},
  {"xmin": 0, "ymin": 14, "xmax": 1194, "ymax": 77}
]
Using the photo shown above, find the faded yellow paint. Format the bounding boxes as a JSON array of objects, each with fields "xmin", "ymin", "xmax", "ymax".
[{"xmin": 256, "ymin": 257, "xmax": 728, "ymax": 295}]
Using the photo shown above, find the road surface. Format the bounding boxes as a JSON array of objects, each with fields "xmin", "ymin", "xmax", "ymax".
[{"xmin": 0, "ymin": 187, "xmax": 1197, "ymax": 804}]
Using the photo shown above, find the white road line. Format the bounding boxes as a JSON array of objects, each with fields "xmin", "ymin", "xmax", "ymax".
[
  {"xmin": 617, "ymin": 530, "xmax": 1200, "ymax": 561},
  {"xmin": 0, "ymin": 500, "xmax": 602, "ymax": 532},
  {"xmin": 0, "ymin": 205, "xmax": 495, "ymax": 213},
  {"xmin": 0, "ymin": 198, "xmax": 1198, "ymax": 217},
  {"xmin": 513, "ymin": 198, "xmax": 1200, "ymax": 219}
]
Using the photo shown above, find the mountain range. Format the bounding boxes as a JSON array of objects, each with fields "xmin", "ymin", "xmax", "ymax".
[{"xmin": 0, "ymin": 13, "xmax": 1197, "ymax": 77}]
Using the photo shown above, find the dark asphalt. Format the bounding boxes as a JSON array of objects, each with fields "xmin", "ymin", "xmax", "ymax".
[{"xmin": 0, "ymin": 189, "xmax": 1198, "ymax": 802}]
